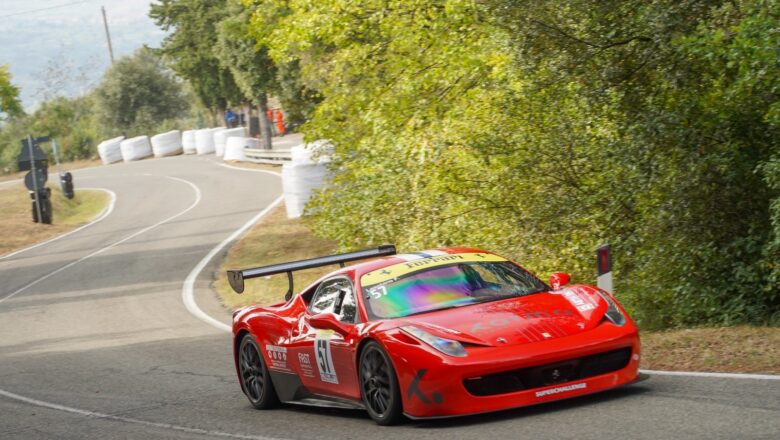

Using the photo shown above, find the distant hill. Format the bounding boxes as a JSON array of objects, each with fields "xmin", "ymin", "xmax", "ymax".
[{"xmin": 0, "ymin": 0, "xmax": 166, "ymax": 110}]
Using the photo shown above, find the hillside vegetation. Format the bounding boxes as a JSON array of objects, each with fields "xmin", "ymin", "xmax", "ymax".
[{"xmin": 239, "ymin": 0, "xmax": 780, "ymax": 329}]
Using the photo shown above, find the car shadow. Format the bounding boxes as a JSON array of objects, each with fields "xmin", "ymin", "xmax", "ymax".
[
  {"xmin": 411, "ymin": 384, "xmax": 652, "ymax": 429},
  {"xmin": 269, "ymin": 383, "xmax": 652, "ymax": 427}
]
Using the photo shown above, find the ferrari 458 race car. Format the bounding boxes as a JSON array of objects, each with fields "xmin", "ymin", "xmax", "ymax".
[{"xmin": 227, "ymin": 245, "xmax": 640, "ymax": 425}]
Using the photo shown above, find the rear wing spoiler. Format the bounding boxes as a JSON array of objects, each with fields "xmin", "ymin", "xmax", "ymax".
[{"xmin": 227, "ymin": 244, "xmax": 397, "ymax": 300}]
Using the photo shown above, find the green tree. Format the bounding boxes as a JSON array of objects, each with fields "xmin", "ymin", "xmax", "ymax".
[
  {"xmin": 150, "ymin": 0, "xmax": 243, "ymax": 124},
  {"xmin": 215, "ymin": 1, "xmax": 277, "ymax": 147},
  {"xmin": 93, "ymin": 47, "xmax": 190, "ymax": 137},
  {"xmin": 0, "ymin": 65, "xmax": 23, "ymax": 120},
  {"xmin": 247, "ymin": 0, "xmax": 779, "ymax": 328}
]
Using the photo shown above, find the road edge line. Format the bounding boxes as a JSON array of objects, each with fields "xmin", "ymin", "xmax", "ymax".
[
  {"xmin": 0, "ymin": 187, "xmax": 117, "ymax": 261},
  {"xmin": 182, "ymin": 195, "xmax": 285, "ymax": 333},
  {"xmin": 639, "ymin": 369, "xmax": 780, "ymax": 380},
  {"xmin": 0, "ymin": 389, "xmax": 287, "ymax": 440},
  {"xmin": 218, "ymin": 162, "xmax": 283, "ymax": 176}
]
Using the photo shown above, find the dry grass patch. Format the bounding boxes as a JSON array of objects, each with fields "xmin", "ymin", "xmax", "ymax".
[
  {"xmin": 641, "ymin": 326, "xmax": 780, "ymax": 374},
  {"xmin": 214, "ymin": 204, "xmax": 337, "ymax": 309},
  {"xmin": 0, "ymin": 184, "xmax": 110, "ymax": 256}
]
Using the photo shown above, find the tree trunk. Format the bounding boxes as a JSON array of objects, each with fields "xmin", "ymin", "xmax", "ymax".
[{"xmin": 257, "ymin": 93, "xmax": 273, "ymax": 150}]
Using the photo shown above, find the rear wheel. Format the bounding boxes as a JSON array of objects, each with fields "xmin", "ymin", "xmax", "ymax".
[
  {"xmin": 359, "ymin": 341, "xmax": 404, "ymax": 425},
  {"xmin": 238, "ymin": 335, "xmax": 278, "ymax": 409}
]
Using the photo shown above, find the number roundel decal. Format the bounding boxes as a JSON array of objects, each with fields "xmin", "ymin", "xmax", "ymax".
[{"xmin": 314, "ymin": 330, "xmax": 339, "ymax": 384}]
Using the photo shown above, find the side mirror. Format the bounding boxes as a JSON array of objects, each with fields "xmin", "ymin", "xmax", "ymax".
[
  {"xmin": 309, "ymin": 313, "xmax": 350, "ymax": 336},
  {"xmin": 550, "ymin": 272, "xmax": 571, "ymax": 290}
]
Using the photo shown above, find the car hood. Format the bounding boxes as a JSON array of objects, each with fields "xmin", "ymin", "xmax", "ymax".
[{"xmin": 396, "ymin": 285, "xmax": 608, "ymax": 347}]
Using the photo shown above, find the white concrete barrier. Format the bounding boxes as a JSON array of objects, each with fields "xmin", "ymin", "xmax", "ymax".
[
  {"xmin": 150, "ymin": 130, "xmax": 183, "ymax": 157},
  {"xmin": 282, "ymin": 143, "xmax": 331, "ymax": 219},
  {"xmin": 223, "ymin": 137, "xmax": 259, "ymax": 162},
  {"xmin": 120, "ymin": 136, "xmax": 153, "ymax": 162},
  {"xmin": 182, "ymin": 130, "xmax": 197, "ymax": 154},
  {"xmin": 195, "ymin": 128, "xmax": 222, "ymax": 155},
  {"xmin": 214, "ymin": 127, "xmax": 247, "ymax": 157},
  {"xmin": 97, "ymin": 136, "xmax": 125, "ymax": 165}
]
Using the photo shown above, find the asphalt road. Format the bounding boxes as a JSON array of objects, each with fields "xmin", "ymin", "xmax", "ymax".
[{"xmin": 1, "ymin": 155, "xmax": 778, "ymax": 440}]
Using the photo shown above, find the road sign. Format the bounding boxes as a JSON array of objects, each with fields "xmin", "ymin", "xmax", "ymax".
[
  {"xmin": 17, "ymin": 137, "xmax": 49, "ymax": 171},
  {"xmin": 24, "ymin": 169, "xmax": 47, "ymax": 191}
]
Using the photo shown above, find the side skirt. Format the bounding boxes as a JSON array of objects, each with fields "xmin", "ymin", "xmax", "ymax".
[{"xmin": 268, "ymin": 371, "xmax": 365, "ymax": 410}]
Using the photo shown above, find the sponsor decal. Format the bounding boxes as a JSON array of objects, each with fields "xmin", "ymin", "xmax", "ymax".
[
  {"xmin": 535, "ymin": 382, "xmax": 587, "ymax": 398},
  {"xmin": 561, "ymin": 290, "xmax": 596, "ymax": 313},
  {"xmin": 298, "ymin": 352, "xmax": 315, "ymax": 378},
  {"xmin": 361, "ymin": 252, "xmax": 507, "ymax": 286},
  {"xmin": 406, "ymin": 369, "xmax": 443, "ymax": 405},
  {"xmin": 315, "ymin": 330, "xmax": 339, "ymax": 384},
  {"xmin": 265, "ymin": 345, "xmax": 288, "ymax": 371}
]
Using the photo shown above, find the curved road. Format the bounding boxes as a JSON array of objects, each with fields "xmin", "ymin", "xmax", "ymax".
[{"xmin": 0, "ymin": 156, "xmax": 778, "ymax": 439}]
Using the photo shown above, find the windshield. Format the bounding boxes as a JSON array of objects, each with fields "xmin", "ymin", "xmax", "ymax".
[{"xmin": 362, "ymin": 261, "xmax": 548, "ymax": 319}]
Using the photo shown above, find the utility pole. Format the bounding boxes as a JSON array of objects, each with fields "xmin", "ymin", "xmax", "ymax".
[{"xmin": 101, "ymin": 6, "xmax": 115, "ymax": 65}]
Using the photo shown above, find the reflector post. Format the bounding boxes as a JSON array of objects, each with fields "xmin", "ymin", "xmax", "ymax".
[{"xmin": 596, "ymin": 244, "xmax": 613, "ymax": 293}]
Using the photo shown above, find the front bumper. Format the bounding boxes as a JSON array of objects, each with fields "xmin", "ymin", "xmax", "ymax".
[{"xmin": 381, "ymin": 322, "xmax": 640, "ymax": 418}]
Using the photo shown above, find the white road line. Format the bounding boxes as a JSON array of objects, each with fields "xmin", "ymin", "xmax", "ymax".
[
  {"xmin": 0, "ymin": 389, "xmax": 289, "ymax": 440},
  {"xmin": 217, "ymin": 162, "xmax": 282, "ymax": 177},
  {"xmin": 182, "ymin": 195, "xmax": 284, "ymax": 333},
  {"xmin": 0, "ymin": 176, "xmax": 201, "ymax": 304},
  {"xmin": 0, "ymin": 178, "xmax": 22, "ymax": 187},
  {"xmin": 0, "ymin": 188, "xmax": 117, "ymax": 261},
  {"xmin": 182, "ymin": 160, "xmax": 283, "ymax": 331},
  {"xmin": 640, "ymin": 369, "xmax": 780, "ymax": 380}
]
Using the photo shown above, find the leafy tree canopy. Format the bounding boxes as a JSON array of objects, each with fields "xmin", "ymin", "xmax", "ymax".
[
  {"xmin": 150, "ymin": 0, "xmax": 244, "ymax": 114},
  {"xmin": 0, "ymin": 65, "xmax": 23, "ymax": 120},
  {"xmin": 93, "ymin": 47, "xmax": 190, "ymax": 137},
  {"xmin": 246, "ymin": 0, "xmax": 780, "ymax": 328}
]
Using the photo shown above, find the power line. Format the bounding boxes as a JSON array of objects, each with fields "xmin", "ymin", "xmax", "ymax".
[{"xmin": 0, "ymin": 0, "xmax": 95, "ymax": 19}]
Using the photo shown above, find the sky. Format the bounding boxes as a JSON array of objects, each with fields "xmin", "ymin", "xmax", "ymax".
[{"xmin": 0, "ymin": 0, "xmax": 167, "ymax": 110}]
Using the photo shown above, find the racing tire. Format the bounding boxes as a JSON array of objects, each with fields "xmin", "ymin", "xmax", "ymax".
[
  {"xmin": 359, "ymin": 341, "xmax": 404, "ymax": 425},
  {"xmin": 238, "ymin": 335, "xmax": 279, "ymax": 409}
]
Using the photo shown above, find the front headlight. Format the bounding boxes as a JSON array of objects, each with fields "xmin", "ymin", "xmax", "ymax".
[
  {"xmin": 400, "ymin": 325, "xmax": 467, "ymax": 357},
  {"xmin": 596, "ymin": 290, "xmax": 626, "ymax": 326}
]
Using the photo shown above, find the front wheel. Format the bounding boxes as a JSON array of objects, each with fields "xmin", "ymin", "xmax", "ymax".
[
  {"xmin": 238, "ymin": 335, "xmax": 278, "ymax": 409},
  {"xmin": 359, "ymin": 341, "xmax": 404, "ymax": 425}
]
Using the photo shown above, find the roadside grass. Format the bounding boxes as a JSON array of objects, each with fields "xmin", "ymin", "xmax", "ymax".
[
  {"xmin": 0, "ymin": 184, "xmax": 110, "ymax": 256},
  {"xmin": 641, "ymin": 326, "xmax": 779, "ymax": 374},
  {"xmin": 214, "ymin": 204, "xmax": 337, "ymax": 309},
  {"xmin": 0, "ymin": 158, "xmax": 102, "ymax": 182},
  {"xmin": 214, "ymin": 205, "xmax": 780, "ymax": 374}
]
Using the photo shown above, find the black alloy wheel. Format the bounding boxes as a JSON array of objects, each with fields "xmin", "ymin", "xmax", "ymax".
[
  {"xmin": 360, "ymin": 341, "xmax": 403, "ymax": 425},
  {"xmin": 238, "ymin": 335, "xmax": 278, "ymax": 409}
]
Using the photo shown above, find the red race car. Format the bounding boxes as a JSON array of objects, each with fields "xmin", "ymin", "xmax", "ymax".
[{"xmin": 227, "ymin": 245, "xmax": 640, "ymax": 425}]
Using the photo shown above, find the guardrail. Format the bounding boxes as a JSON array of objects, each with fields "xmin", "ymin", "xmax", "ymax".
[{"xmin": 243, "ymin": 148, "xmax": 292, "ymax": 165}]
